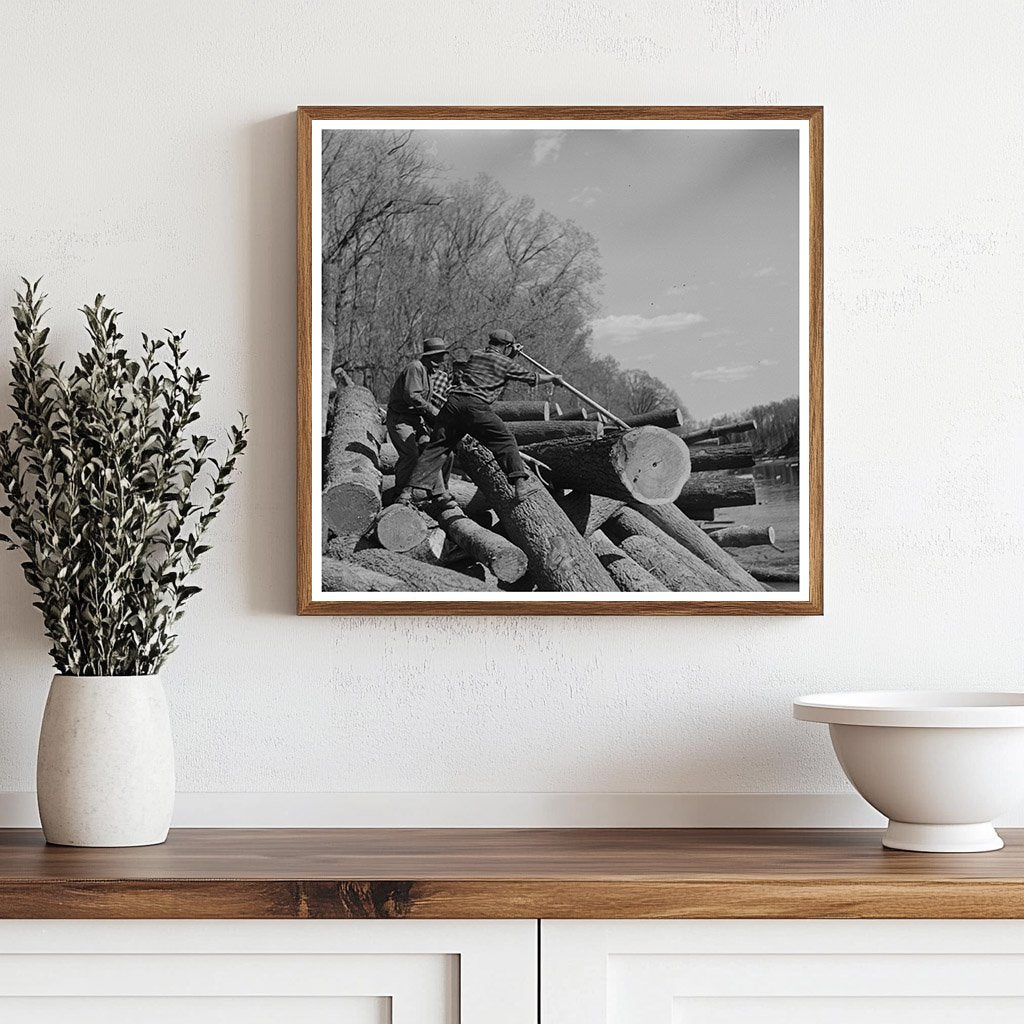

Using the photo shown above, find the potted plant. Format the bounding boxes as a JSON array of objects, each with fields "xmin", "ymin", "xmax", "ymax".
[{"xmin": 0, "ymin": 280, "xmax": 247, "ymax": 847}]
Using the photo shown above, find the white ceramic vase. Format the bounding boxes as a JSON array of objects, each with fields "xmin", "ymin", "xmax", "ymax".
[{"xmin": 36, "ymin": 675, "xmax": 175, "ymax": 847}]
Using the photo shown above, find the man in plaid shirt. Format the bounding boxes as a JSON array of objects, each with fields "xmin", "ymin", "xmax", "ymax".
[
  {"xmin": 403, "ymin": 328, "xmax": 561, "ymax": 504},
  {"xmin": 385, "ymin": 337, "xmax": 453, "ymax": 495}
]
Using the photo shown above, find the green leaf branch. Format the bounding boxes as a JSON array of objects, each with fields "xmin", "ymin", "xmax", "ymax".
[{"xmin": 0, "ymin": 279, "xmax": 249, "ymax": 675}]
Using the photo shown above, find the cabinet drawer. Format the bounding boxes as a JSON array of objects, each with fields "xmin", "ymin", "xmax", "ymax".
[
  {"xmin": 0, "ymin": 920, "xmax": 536, "ymax": 1024},
  {"xmin": 542, "ymin": 920, "xmax": 1024, "ymax": 1023}
]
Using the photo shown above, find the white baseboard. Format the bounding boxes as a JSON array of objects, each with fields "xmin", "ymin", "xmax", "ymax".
[
  {"xmin": 3, "ymin": 790, "xmax": 1021, "ymax": 829},
  {"xmin": 0, "ymin": 791, "xmax": 884, "ymax": 828}
]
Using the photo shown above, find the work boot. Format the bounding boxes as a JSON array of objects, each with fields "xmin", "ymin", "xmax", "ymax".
[
  {"xmin": 513, "ymin": 477, "xmax": 542, "ymax": 501},
  {"xmin": 399, "ymin": 487, "xmax": 434, "ymax": 508},
  {"xmin": 428, "ymin": 491, "xmax": 459, "ymax": 515}
]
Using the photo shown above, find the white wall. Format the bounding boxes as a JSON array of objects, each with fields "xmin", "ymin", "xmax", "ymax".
[{"xmin": 0, "ymin": 0, "xmax": 1022, "ymax": 826}]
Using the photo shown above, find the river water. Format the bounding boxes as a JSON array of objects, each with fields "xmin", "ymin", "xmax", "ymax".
[{"xmin": 713, "ymin": 459, "xmax": 801, "ymax": 591}]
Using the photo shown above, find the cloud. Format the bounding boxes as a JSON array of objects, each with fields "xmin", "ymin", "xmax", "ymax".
[
  {"xmin": 753, "ymin": 264, "xmax": 777, "ymax": 278},
  {"xmin": 690, "ymin": 363, "xmax": 756, "ymax": 382},
  {"xmin": 590, "ymin": 311, "xmax": 707, "ymax": 348},
  {"xmin": 532, "ymin": 131, "xmax": 566, "ymax": 165},
  {"xmin": 569, "ymin": 185, "xmax": 603, "ymax": 207}
]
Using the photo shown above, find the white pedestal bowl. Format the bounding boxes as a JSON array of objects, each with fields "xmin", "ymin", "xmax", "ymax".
[{"xmin": 794, "ymin": 691, "xmax": 1024, "ymax": 852}]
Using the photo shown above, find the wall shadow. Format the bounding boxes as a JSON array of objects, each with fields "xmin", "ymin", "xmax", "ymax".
[{"xmin": 243, "ymin": 113, "xmax": 298, "ymax": 616}]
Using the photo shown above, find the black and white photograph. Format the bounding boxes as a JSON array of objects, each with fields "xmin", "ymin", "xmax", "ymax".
[{"xmin": 300, "ymin": 109, "xmax": 822, "ymax": 613}]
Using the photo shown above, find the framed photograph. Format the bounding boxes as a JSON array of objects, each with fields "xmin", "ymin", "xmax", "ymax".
[{"xmin": 298, "ymin": 106, "xmax": 822, "ymax": 615}]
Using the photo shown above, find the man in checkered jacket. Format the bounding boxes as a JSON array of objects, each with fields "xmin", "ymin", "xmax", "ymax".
[
  {"xmin": 402, "ymin": 329, "xmax": 561, "ymax": 504},
  {"xmin": 385, "ymin": 337, "xmax": 453, "ymax": 495}
]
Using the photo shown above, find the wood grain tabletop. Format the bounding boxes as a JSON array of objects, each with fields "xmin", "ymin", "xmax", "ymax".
[{"xmin": 2, "ymin": 828, "xmax": 1023, "ymax": 919}]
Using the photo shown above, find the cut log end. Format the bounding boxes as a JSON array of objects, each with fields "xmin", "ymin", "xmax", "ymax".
[
  {"xmin": 614, "ymin": 426, "xmax": 691, "ymax": 505},
  {"xmin": 374, "ymin": 503, "xmax": 430, "ymax": 553},
  {"xmin": 323, "ymin": 483, "xmax": 380, "ymax": 542}
]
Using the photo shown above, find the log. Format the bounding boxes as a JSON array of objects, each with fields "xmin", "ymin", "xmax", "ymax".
[
  {"xmin": 589, "ymin": 531, "xmax": 663, "ymax": 592},
  {"xmin": 507, "ymin": 419, "xmax": 604, "ymax": 444},
  {"xmin": 560, "ymin": 407, "xmax": 689, "ymax": 428},
  {"xmin": 323, "ymin": 379, "xmax": 386, "ymax": 550},
  {"xmin": 349, "ymin": 549, "xmax": 496, "ymax": 591},
  {"xmin": 492, "ymin": 400, "xmax": 560, "ymax": 421},
  {"xmin": 711, "ymin": 524, "xmax": 777, "ymax": 549},
  {"xmin": 520, "ymin": 427, "xmax": 691, "ymax": 506},
  {"xmin": 378, "ymin": 441, "xmax": 399, "ymax": 475},
  {"xmin": 403, "ymin": 526, "xmax": 447, "ymax": 565},
  {"xmin": 554, "ymin": 491, "xmax": 625, "ymax": 538},
  {"xmin": 624, "ymin": 407, "xmax": 688, "ymax": 429},
  {"xmin": 631, "ymin": 503, "xmax": 768, "ymax": 592},
  {"xmin": 681, "ymin": 419, "xmax": 757, "ymax": 444},
  {"xmin": 603, "ymin": 509, "xmax": 739, "ymax": 592},
  {"xmin": 428, "ymin": 503, "xmax": 529, "ymax": 583},
  {"xmin": 446, "ymin": 477, "xmax": 498, "ymax": 527},
  {"xmin": 688, "ymin": 442, "xmax": 756, "ymax": 472},
  {"xmin": 373, "ymin": 503, "xmax": 430, "ymax": 553},
  {"xmin": 446, "ymin": 477, "xmax": 478, "ymax": 509},
  {"xmin": 750, "ymin": 564, "xmax": 800, "ymax": 584},
  {"xmin": 677, "ymin": 472, "xmax": 756, "ymax": 515},
  {"xmin": 457, "ymin": 437, "xmax": 617, "ymax": 592},
  {"xmin": 321, "ymin": 556, "xmax": 402, "ymax": 593}
]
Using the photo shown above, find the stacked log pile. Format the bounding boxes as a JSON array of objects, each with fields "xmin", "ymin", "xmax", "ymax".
[
  {"xmin": 321, "ymin": 386, "xmax": 781, "ymax": 594},
  {"xmin": 322, "ymin": 372, "xmax": 386, "ymax": 554}
]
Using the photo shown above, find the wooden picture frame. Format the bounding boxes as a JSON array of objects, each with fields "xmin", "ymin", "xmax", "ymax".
[{"xmin": 298, "ymin": 106, "xmax": 822, "ymax": 615}]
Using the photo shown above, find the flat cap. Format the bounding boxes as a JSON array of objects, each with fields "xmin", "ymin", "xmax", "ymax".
[{"xmin": 488, "ymin": 329, "xmax": 516, "ymax": 346}]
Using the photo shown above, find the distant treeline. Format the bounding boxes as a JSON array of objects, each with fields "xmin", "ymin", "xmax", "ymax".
[
  {"xmin": 321, "ymin": 130, "xmax": 683, "ymax": 418},
  {"xmin": 703, "ymin": 396, "xmax": 799, "ymax": 458}
]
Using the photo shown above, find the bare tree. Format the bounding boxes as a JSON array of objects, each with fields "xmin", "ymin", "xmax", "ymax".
[
  {"xmin": 622, "ymin": 369, "xmax": 683, "ymax": 417},
  {"xmin": 321, "ymin": 131, "xmax": 442, "ymax": 382},
  {"xmin": 322, "ymin": 130, "xmax": 693, "ymax": 422}
]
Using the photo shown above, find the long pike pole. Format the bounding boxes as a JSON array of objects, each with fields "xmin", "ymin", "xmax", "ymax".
[{"xmin": 516, "ymin": 349, "xmax": 631, "ymax": 429}]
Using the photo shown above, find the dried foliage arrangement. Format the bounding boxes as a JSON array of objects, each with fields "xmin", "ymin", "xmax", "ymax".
[{"xmin": 0, "ymin": 280, "xmax": 248, "ymax": 675}]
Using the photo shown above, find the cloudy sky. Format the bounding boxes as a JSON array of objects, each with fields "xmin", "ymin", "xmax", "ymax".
[{"xmin": 415, "ymin": 126, "xmax": 799, "ymax": 421}]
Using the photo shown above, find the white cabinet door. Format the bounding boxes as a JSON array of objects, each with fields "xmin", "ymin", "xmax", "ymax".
[
  {"xmin": 542, "ymin": 919, "xmax": 1024, "ymax": 1023},
  {"xmin": 0, "ymin": 919, "xmax": 535, "ymax": 1024}
]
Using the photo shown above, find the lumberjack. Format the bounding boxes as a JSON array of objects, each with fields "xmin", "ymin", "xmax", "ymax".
[
  {"xmin": 385, "ymin": 337, "xmax": 453, "ymax": 495},
  {"xmin": 401, "ymin": 329, "xmax": 562, "ymax": 506}
]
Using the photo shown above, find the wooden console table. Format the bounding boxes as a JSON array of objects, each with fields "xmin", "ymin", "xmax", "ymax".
[
  {"xmin": 2, "ymin": 826, "xmax": 1024, "ymax": 919},
  {"xmin": 4, "ymin": 828, "xmax": 1024, "ymax": 1020}
]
